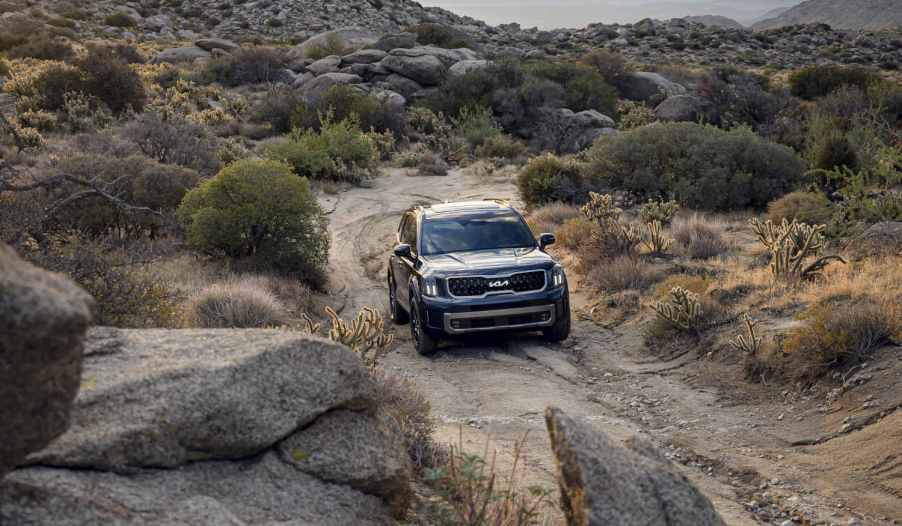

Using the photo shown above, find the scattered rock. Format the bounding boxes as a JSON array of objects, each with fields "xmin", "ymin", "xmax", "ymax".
[
  {"xmin": 0, "ymin": 244, "xmax": 93, "ymax": 479},
  {"xmin": 153, "ymin": 46, "xmax": 212, "ymax": 64},
  {"xmin": 545, "ymin": 406, "xmax": 726, "ymax": 526},
  {"xmin": 195, "ymin": 38, "xmax": 239, "ymax": 52}
]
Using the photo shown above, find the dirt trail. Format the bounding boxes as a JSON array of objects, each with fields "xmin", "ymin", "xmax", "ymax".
[{"xmin": 322, "ymin": 166, "xmax": 901, "ymax": 526}]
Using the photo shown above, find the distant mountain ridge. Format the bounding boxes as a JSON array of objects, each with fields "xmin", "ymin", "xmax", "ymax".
[
  {"xmin": 752, "ymin": 0, "xmax": 902, "ymax": 31},
  {"xmin": 683, "ymin": 15, "xmax": 745, "ymax": 30},
  {"xmin": 747, "ymin": 6, "xmax": 792, "ymax": 26}
]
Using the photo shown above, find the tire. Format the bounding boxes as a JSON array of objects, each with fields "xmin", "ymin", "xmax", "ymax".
[
  {"xmin": 388, "ymin": 273, "xmax": 409, "ymax": 325},
  {"xmin": 543, "ymin": 296, "xmax": 571, "ymax": 343},
  {"xmin": 410, "ymin": 297, "xmax": 438, "ymax": 355}
]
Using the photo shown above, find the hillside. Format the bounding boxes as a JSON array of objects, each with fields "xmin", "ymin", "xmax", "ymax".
[
  {"xmin": 747, "ymin": 6, "xmax": 792, "ymax": 26},
  {"xmin": 683, "ymin": 15, "xmax": 745, "ymax": 30},
  {"xmin": 753, "ymin": 0, "xmax": 902, "ymax": 30}
]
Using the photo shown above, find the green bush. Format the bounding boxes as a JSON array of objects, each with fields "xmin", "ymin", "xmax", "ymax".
[
  {"xmin": 766, "ymin": 191, "xmax": 833, "ymax": 225},
  {"xmin": 475, "ymin": 134, "xmax": 527, "ymax": 161},
  {"xmin": 18, "ymin": 63, "xmax": 86, "ymax": 111},
  {"xmin": 261, "ymin": 115, "xmax": 377, "ymax": 184},
  {"xmin": 451, "ymin": 105, "xmax": 500, "ymax": 149},
  {"xmin": 405, "ymin": 23, "xmax": 475, "ymax": 49},
  {"xmin": 581, "ymin": 49, "xmax": 629, "ymax": 90},
  {"xmin": 525, "ymin": 60, "xmax": 617, "ymax": 116},
  {"xmin": 789, "ymin": 65, "xmax": 879, "ymax": 100},
  {"xmin": 77, "ymin": 47, "xmax": 146, "ymax": 114},
  {"xmin": 177, "ymin": 159, "xmax": 330, "ymax": 281},
  {"xmin": 200, "ymin": 46, "xmax": 287, "ymax": 86},
  {"xmin": 585, "ymin": 123, "xmax": 805, "ymax": 211},
  {"xmin": 251, "ymin": 85, "xmax": 305, "ymax": 135},
  {"xmin": 292, "ymin": 85, "xmax": 404, "ymax": 135},
  {"xmin": 104, "ymin": 12, "xmax": 136, "ymax": 27},
  {"xmin": 516, "ymin": 154, "xmax": 590, "ymax": 207}
]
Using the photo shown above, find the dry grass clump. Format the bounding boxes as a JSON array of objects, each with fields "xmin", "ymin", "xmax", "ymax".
[
  {"xmin": 766, "ymin": 191, "xmax": 833, "ymax": 225},
  {"xmin": 671, "ymin": 213, "xmax": 731, "ymax": 259},
  {"xmin": 654, "ymin": 274, "xmax": 712, "ymax": 298},
  {"xmin": 586, "ymin": 255, "xmax": 664, "ymax": 293},
  {"xmin": 373, "ymin": 372, "xmax": 437, "ymax": 469},
  {"xmin": 184, "ymin": 276, "xmax": 289, "ymax": 328},
  {"xmin": 527, "ymin": 202, "xmax": 582, "ymax": 236},
  {"xmin": 555, "ymin": 217, "xmax": 595, "ymax": 250}
]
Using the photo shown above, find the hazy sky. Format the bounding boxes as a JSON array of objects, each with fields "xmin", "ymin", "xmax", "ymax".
[{"xmin": 421, "ymin": 1, "xmax": 800, "ymax": 28}]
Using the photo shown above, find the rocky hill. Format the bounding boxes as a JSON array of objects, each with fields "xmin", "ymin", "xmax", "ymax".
[
  {"xmin": 752, "ymin": 0, "xmax": 902, "ymax": 31},
  {"xmin": 683, "ymin": 15, "xmax": 745, "ymax": 30},
  {"xmin": 747, "ymin": 6, "xmax": 792, "ymax": 26}
]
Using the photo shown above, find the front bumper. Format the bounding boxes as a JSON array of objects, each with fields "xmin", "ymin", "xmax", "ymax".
[{"xmin": 420, "ymin": 285, "xmax": 568, "ymax": 336}]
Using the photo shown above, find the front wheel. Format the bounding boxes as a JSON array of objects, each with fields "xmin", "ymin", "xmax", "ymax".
[
  {"xmin": 543, "ymin": 300, "xmax": 571, "ymax": 343},
  {"xmin": 410, "ymin": 297, "xmax": 438, "ymax": 355},
  {"xmin": 388, "ymin": 273, "xmax": 409, "ymax": 325}
]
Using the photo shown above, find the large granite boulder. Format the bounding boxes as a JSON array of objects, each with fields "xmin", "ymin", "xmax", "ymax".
[
  {"xmin": 388, "ymin": 46, "xmax": 479, "ymax": 67},
  {"xmin": 342, "ymin": 49, "xmax": 388, "ymax": 65},
  {"xmin": 372, "ymin": 32, "xmax": 418, "ymax": 51},
  {"xmin": 380, "ymin": 54, "xmax": 447, "ymax": 86},
  {"xmin": 449, "ymin": 59, "xmax": 492, "ymax": 76},
  {"xmin": 620, "ymin": 72, "xmax": 687, "ymax": 104},
  {"xmin": 152, "ymin": 46, "xmax": 211, "ymax": 64},
  {"xmin": 0, "ymin": 244, "xmax": 93, "ymax": 479},
  {"xmin": 299, "ymin": 72, "xmax": 363, "ymax": 99},
  {"xmin": 307, "ymin": 55, "xmax": 342, "ymax": 75},
  {"xmin": 2, "ymin": 328, "xmax": 411, "ymax": 525},
  {"xmin": 530, "ymin": 108, "xmax": 617, "ymax": 154},
  {"xmin": 378, "ymin": 74, "xmax": 424, "ymax": 98},
  {"xmin": 289, "ymin": 27, "xmax": 379, "ymax": 59},
  {"xmin": 545, "ymin": 407, "xmax": 726, "ymax": 526},
  {"xmin": 846, "ymin": 221, "xmax": 902, "ymax": 259}
]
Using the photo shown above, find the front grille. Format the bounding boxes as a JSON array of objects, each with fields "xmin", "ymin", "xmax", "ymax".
[{"xmin": 448, "ymin": 270, "xmax": 545, "ymax": 297}]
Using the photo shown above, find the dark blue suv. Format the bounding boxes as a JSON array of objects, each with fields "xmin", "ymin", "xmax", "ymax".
[{"xmin": 387, "ymin": 200, "xmax": 571, "ymax": 355}]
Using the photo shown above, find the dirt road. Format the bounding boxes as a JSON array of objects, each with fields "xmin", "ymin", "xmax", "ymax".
[{"xmin": 322, "ymin": 166, "xmax": 902, "ymax": 525}]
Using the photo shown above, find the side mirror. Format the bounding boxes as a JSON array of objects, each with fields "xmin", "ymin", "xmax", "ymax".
[
  {"xmin": 394, "ymin": 243, "xmax": 413, "ymax": 259},
  {"xmin": 539, "ymin": 233, "xmax": 556, "ymax": 250}
]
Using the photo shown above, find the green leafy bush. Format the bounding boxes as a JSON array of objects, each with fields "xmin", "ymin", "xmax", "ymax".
[
  {"xmin": 292, "ymin": 85, "xmax": 404, "ymax": 135},
  {"xmin": 516, "ymin": 154, "xmax": 589, "ymax": 207},
  {"xmin": 261, "ymin": 115, "xmax": 377, "ymax": 184},
  {"xmin": 451, "ymin": 105, "xmax": 499, "ymax": 149},
  {"xmin": 177, "ymin": 159, "xmax": 330, "ymax": 282},
  {"xmin": 585, "ymin": 123, "xmax": 805, "ymax": 211},
  {"xmin": 789, "ymin": 65, "xmax": 878, "ymax": 100}
]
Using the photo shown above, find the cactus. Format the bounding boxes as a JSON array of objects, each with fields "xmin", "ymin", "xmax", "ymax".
[
  {"xmin": 643, "ymin": 220, "xmax": 673, "ymax": 256},
  {"xmin": 639, "ymin": 199, "xmax": 680, "ymax": 225},
  {"xmin": 749, "ymin": 218, "xmax": 846, "ymax": 280},
  {"xmin": 730, "ymin": 314, "xmax": 762, "ymax": 354},
  {"xmin": 653, "ymin": 286, "xmax": 703, "ymax": 332},
  {"xmin": 581, "ymin": 192, "xmax": 643, "ymax": 257},
  {"xmin": 325, "ymin": 306, "xmax": 394, "ymax": 369}
]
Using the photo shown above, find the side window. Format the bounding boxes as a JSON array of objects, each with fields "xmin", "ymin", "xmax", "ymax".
[{"xmin": 402, "ymin": 214, "xmax": 418, "ymax": 254}]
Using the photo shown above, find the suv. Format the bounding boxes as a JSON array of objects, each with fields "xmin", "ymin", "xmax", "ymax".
[{"xmin": 387, "ymin": 200, "xmax": 570, "ymax": 355}]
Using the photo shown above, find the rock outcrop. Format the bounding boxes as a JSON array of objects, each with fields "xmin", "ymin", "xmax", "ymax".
[
  {"xmin": 0, "ymin": 245, "xmax": 93, "ymax": 480},
  {"xmin": 846, "ymin": 221, "xmax": 902, "ymax": 259},
  {"xmin": 545, "ymin": 407, "xmax": 726, "ymax": 526},
  {"xmin": 2, "ymin": 328, "xmax": 411, "ymax": 526}
]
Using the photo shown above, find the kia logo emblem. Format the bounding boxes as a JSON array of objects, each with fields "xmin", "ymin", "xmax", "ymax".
[{"xmin": 488, "ymin": 280, "xmax": 510, "ymax": 288}]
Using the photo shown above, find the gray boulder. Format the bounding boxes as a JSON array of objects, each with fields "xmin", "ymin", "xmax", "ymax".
[
  {"xmin": 346, "ymin": 62, "xmax": 390, "ymax": 79},
  {"xmin": 342, "ymin": 49, "xmax": 388, "ymax": 65},
  {"xmin": 846, "ymin": 220, "xmax": 902, "ymax": 259},
  {"xmin": 620, "ymin": 72, "xmax": 687, "ymax": 104},
  {"xmin": 378, "ymin": 74, "xmax": 424, "ymax": 98},
  {"xmin": 289, "ymin": 27, "xmax": 379, "ymax": 59},
  {"xmin": 195, "ymin": 38, "xmax": 239, "ymax": 52},
  {"xmin": 0, "ymin": 245, "xmax": 93, "ymax": 479},
  {"xmin": 545, "ymin": 407, "xmax": 726, "ymax": 526},
  {"xmin": 380, "ymin": 54, "xmax": 447, "ymax": 86},
  {"xmin": 573, "ymin": 109, "xmax": 616, "ymax": 129},
  {"xmin": 654, "ymin": 95, "xmax": 716, "ymax": 123},
  {"xmin": 449, "ymin": 59, "xmax": 492, "ymax": 76},
  {"xmin": 153, "ymin": 46, "xmax": 211, "ymax": 64},
  {"xmin": 389, "ymin": 46, "xmax": 479, "ymax": 67},
  {"xmin": 372, "ymin": 32, "xmax": 418, "ymax": 51},
  {"xmin": 531, "ymin": 108, "xmax": 617, "ymax": 154},
  {"xmin": 307, "ymin": 55, "xmax": 342, "ymax": 75},
  {"xmin": 299, "ymin": 72, "xmax": 363, "ymax": 98}
]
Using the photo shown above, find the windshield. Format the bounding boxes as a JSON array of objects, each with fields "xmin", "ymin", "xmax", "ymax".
[{"xmin": 421, "ymin": 212, "xmax": 536, "ymax": 256}]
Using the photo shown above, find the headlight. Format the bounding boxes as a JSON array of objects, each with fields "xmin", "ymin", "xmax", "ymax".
[
  {"xmin": 422, "ymin": 277, "xmax": 440, "ymax": 297},
  {"xmin": 550, "ymin": 265, "xmax": 566, "ymax": 289}
]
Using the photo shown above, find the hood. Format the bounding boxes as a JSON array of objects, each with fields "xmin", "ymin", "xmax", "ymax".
[{"xmin": 422, "ymin": 247, "xmax": 554, "ymax": 275}]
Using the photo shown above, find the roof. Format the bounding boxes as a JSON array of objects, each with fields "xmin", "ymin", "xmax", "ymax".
[{"xmin": 420, "ymin": 200, "xmax": 514, "ymax": 218}]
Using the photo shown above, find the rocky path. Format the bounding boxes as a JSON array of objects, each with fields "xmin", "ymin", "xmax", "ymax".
[{"xmin": 321, "ymin": 166, "xmax": 901, "ymax": 526}]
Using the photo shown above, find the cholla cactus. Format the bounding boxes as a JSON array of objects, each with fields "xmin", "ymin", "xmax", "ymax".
[
  {"xmin": 654, "ymin": 287, "xmax": 702, "ymax": 332},
  {"xmin": 644, "ymin": 220, "xmax": 673, "ymax": 256},
  {"xmin": 325, "ymin": 306, "xmax": 394, "ymax": 369},
  {"xmin": 730, "ymin": 314, "xmax": 762, "ymax": 354},
  {"xmin": 750, "ymin": 218, "xmax": 845, "ymax": 280},
  {"xmin": 582, "ymin": 192, "xmax": 643, "ymax": 256},
  {"xmin": 639, "ymin": 199, "xmax": 680, "ymax": 225}
]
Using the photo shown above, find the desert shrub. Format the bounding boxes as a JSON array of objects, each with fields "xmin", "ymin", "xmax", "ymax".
[
  {"xmin": 23, "ymin": 232, "xmax": 180, "ymax": 327},
  {"xmin": 104, "ymin": 12, "xmax": 136, "ymax": 27},
  {"xmin": 0, "ymin": 58, "xmax": 8, "ymax": 77},
  {"xmin": 698, "ymin": 67, "xmax": 788, "ymax": 131},
  {"xmin": 789, "ymin": 65, "xmax": 879, "ymax": 100},
  {"xmin": 616, "ymin": 100, "xmax": 656, "ymax": 130},
  {"xmin": 293, "ymin": 85, "xmax": 404, "ymax": 136},
  {"xmin": 585, "ymin": 123, "xmax": 805, "ymax": 211},
  {"xmin": 751, "ymin": 218, "xmax": 845, "ymax": 280},
  {"xmin": 89, "ymin": 42, "xmax": 145, "ymax": 64},
  {"xmin": 654, "ymin": 274, "xmax": 711, "ymax": 299},
  {"xmin": 653, "ymin": 286, "xmax": 704, "ymax": 333},
  {"xmin": 809, "ymin": 129, "xmax": 860, "ymax": 172},
  {"xmin": 670, "ymin": 214, "xmax": 730, "ymax": 259},
  {"xmin": 77, "ymin": 47, "xmax": 146, "ymax": 114},
  {"xmin": 177, "ymin": 159, "xmax": 330, "ymax": 282},
  {"xmin": 184, "ymin": 277, "xmax": 289, "ymax": 328},
  {"xmin": 123, "ymin": 113, "xmax": 221, "ymax": 175},
  {"xmin": 451, "ymin": 104, "xmax": 499, "ymax": 149},
  {"xmin": 782, "ymin": 299, "xmax": 897, "ymax": 380},
  {"xmin": 526, "ymin": 202, "xmax": 582, "ymax": 235},
  {"xmin": 474, "ymin": 134, "xmax": 527, "ymax": 161},
  {"xmin": 556, "ymin": 217, "xmax": 595, "ymax": 250},
  {"xmin": 581, "ymin": 49, "xmax": 629, "ymax": 89},
  {"xmin": 766, "ymin": 191, "xmax": 833, "ymax": 225},
  {"xmin": 200, "ymin": 46, "xmax": 287, "ymax": 86},
  {"xmin": 587, "ymin": 255, "xmax": 662, "ymax": 292},
  {"xmin": 251, "ymin": 85, "xmax": 305, "ymax": 135},
  {"xmin": 261, "ymin": 115, "xmax": 377, "ymax": 184},
  {"xmin": 7, "ymin": 34, "xmax": 75, "ymax": 61},
  {"xmin": 406, "ymin": 23, "xmax": 475, "ymax": 49},
  {"xmin": 580, "ymin": 192, "xmax": 643, "ymax": 259},
  {"xmin": 516, "ymin": 154, "xmax": 590, "ymax": 207},
  {"xmin": 7, "ymin": 61, "xmax": 85, "ymax": 112},
  {"xmin": 416, "ymin": 150, "xmax": 449, "ymax": 176},
  {"xmin": 373, "ymin": 371, "xmax": 436, "ymax": 468},
  {"xmin": 639, "ymin": 199, "xmax": 680, "ymax": 225},
  {"xmin": 526, "ymin": 60, "xmax": 617, "ymax": 116},
  {"xmin": 304, "ymin": 34, "xmax": 355, "ymax": 60}
]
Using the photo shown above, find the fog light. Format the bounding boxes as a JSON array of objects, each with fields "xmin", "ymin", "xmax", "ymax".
[
  {"xmin": 451, "ymin": 320, "xmax": 462, "ymax": 329},
  {"xmin": 540, "ymin": 312, "xmax": 551, "ymax": 321}
]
